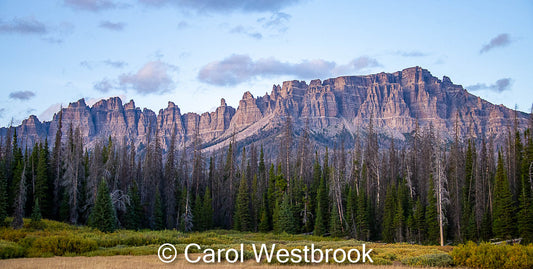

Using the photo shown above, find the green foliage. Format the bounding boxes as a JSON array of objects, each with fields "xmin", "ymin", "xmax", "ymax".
[
  {"xmin": 451, "ymin": 241, "xmax": 533, "ymax": 269},
  {"xmin": 153, "ymin": 189, "xmax": 164, "ymax": 230},
  {"xmin": 0, "ymin": 164, "xmax": 7, "ymax": 225},
  {"xmin": 518, "ymin": 175, "xmax": 533, "ymax": 243},
  {"xmin": 124, "ymin": 182, "xmax": 142, "ymax": 230},
  {"xmin": 233, "ymin": 175, "xmax": 251, "ymax": 231},
  {"xmin": 277, "ymin": 192, "xmax": 297, "ymax": 234},
  {"xmin": 382, "ymin": 184, "xmax": 396, "ymax": 242},
  {"xmin": 493, "ymin": 151, "xmax": 516, "ymax": 239},
  {"xmin": 28, "ymin": 235, "xmax": 98, "ymax": 256},
  {"xmin": 88, "ymin": 180, "xmax": 117, "ymax": 232},
  {"xmin": 0, "ymin": 240, "xmax": 25, "ymax": 258},
  {"xmin": 329, "ymin": 200, "xmax": 343, "ymax": 237},
  {"xmin": 29, "ymin": 198, "xmax": 44, "ymax": 230},
  {"xmin": 401, "ymin": 253, "xmax": 454, "ymax": 267},
  {"xmin": 426, "ymin": 174, "xmax": 439, "ymax": 244},
  {"xmin": 201, "ymin": 187, "xmax": 213, "ymax": 230}
]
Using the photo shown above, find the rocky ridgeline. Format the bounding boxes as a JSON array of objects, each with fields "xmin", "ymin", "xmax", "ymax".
[{"xmin": 2, "ymin": 67, "xmax": 529, "ymax": 151}]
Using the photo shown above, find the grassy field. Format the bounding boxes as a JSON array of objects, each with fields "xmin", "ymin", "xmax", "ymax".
[
  {"xmin": 0, "ymin": 218, "xmax": 455, "ymax": 267},
  {"xmin": 7, "ymin": 218, "xmax": 533, "ymax": 268}
]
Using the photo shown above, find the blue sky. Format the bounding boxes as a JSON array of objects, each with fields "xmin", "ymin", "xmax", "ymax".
[{"xmin": 0, "ymin": 0, "xmax": 532, "ymax": 127}]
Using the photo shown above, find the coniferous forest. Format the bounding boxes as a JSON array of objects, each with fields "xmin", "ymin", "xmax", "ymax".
[{"xmin": 1, "ymin": 111, "xmax": 533, "ymax": 247}]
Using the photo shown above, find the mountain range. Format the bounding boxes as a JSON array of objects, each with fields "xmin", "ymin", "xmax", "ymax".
[{"xmin": 1, "ymin": 67, "xmax": 530, "ymax": 152}]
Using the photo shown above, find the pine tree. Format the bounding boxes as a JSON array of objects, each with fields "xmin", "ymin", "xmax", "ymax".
[
  {"xmin": 329, "ymin": 199, "xmax": 342, "ymax": 237},
  {"xmin": 413, "ymin": 199, "xmax": 425, "ymax": 243},
  {"xmin": 202, "ymin": 187, "xmax": 213, "ymax": 230},
  {"xmin": 154, "ymin": 189, "xmax": 164, "ymax": 230},
  {"xmin": 356, "ymin": 190, "xmax": 370, "ymax": 241},
  {"xmin": 517, "ymin": 175, "xmax": 533, "ymax": 243},
  {"xmin": 426, "ymin": 175, "xmax": 439, "ymax": 244},
  {"xmin": 88, "ymin": 179, "xmax": 117, "ymax": 232},
  {"xmin": 345, "ymin": 185, "xmax": 357, "ymax": 238},
  {"xmin": 277, "ymin": 192, "xmax": 297, "ymax": 234},
  {"xmin": 258, "ymin": 192, "xmax": 270, "ymax": 232},
  {"xmin": 234, "ymin": 174, "xmax": 251, "ymax": 231},
  {"xmin": 493, "ymin": 151, "xmax": 515, "ymax": 239},
  {"xmin": 30, "ymin": 198, "xmax": 43, "ymax": 229},
  {"xmin": 314, "ymin": 169, "xmax": 328, "ymax": 235},
  {"xmin": 193, "ymin": 193, "xmax": 203, "ymax": 231},
  {"xmin": 125, "ymin": 182, "xmax": 142, "ymax": 230},
  {"xmin": 0, "ymin": 163, "xmax": 7, "ymax": 225}
]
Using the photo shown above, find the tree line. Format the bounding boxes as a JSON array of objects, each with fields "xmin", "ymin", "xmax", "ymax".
[{"xmin": 0, "ymin": 111, "xmax": 532, "ymax": 246}]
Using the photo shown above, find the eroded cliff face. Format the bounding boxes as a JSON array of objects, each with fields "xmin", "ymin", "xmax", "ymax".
[{"xmin": 4, "ymin": 67, "xmax": 529, "ymax": 151}]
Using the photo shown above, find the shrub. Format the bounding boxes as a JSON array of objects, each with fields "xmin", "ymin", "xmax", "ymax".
[
  {"xmin": 28, "ymin": 235, "xmax": 98, "ymax": 256},
  {"xmin": 0, "ymin": 240, "xmax": 25, "ymax": 259},
  {"xmin": 451, "ymin": 241, "xmax": 533, "ymax": 269},
  {"xmin": 401, "ymin": 253, "xmax": 454, "ymax": 267}
]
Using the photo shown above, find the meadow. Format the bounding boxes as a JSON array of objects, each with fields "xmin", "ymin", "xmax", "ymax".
[{"xmin": 0, "ymin": 218, "xmax": 532, "ymax": 268}]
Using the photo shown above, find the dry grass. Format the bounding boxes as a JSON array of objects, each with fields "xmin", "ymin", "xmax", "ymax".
[{"xmin": 0, "ymin": 255, "xmax": 453, "ymax": 269}]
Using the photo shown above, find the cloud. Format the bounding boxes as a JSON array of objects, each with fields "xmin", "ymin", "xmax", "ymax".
[
  {"xmin": 99, "ymin": 21, "xmax": 125, "ymax": 31},
  {"xmin": 394, "ymin": 50, "xmax": 427, "ymax": 57},
  {"xmin": 138, "ymin": 0, "xmax": 301, "ymax": 12},
  {"xmin": 0, "ymin": 17, "xmax": 47, "ymax": 34},
  {"xmin": 118, "ymin": 61, "xmax": 177, "ymax": 94},
  {"xmin": 480, "ymin": 33, "xmax": 511, "ymax": 54},
  {"xmin": 81, "ymin": 59, "xmax": 126, "ymax": 69},
  {"xmin": 0, "ymin": 108, "xmax": 5, "ymax": 119},
  {"xmin": 64, "ymin": 0, "xmax": 117, "ymax": 11},
  {"xmin": 467, "ymin": 78, "xmax": 512, "ymax": 92},
  {"xmin": 94, "ymin": 78, "xmax": 114, "ymax": 93},
  {"xmin": 9, "ymin": 91, "xmax": 36, "ymax": 100},
  {"xmin": 104, "ymin": 59, "xmax": 126, "ymax": 68},
  {"xmin": 258, "ymin": 12, "xmax": 291, "ymax": 32},
  {"xmin": 229, "ymin": 25, "xmax": 262, "ymax": 39},
  {"xmin": 198, "ymin": 54, "xmax": 380, "ymax": 86}
]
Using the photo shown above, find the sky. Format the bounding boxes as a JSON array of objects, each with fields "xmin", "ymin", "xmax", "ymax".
[{"xmin": 0, "ymin": 0, "xmax": 532, "ymax": 127}]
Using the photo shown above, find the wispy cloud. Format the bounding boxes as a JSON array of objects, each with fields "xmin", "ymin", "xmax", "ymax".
[
  {"xmin": 64, "ymin": 0, "xmax": 117, "ymax": 11},
  {"xmin": 99, "ymin": 21, "xmax": 125, "ymax": 31},
  {"xmin": 138, "ymin": 0, "xmax": 302, "ymax": 13},
  {"xmin": 0, "ymin": 17, "xmax": 47, "ymax": 34},
  {"xmin": 467, "ymin": 78, "xmax": 512, "ymax": 92},
  {"xmin": 93, "ymin": 78, "xmax": 114, "ymax": 93},
  {"xmin": 198, "ymin": 54, "xmax": 381, "ymax": 86},
  {"xmin": 393, "ymin": 50, "xmax": 427, "ymax": 57},
  {"xmin": 258, "ymin": 12, "xmax": 291, "ymax": 33},
  {"xmin": 177, "ymin": 21, "xmax": 189, "ymax": 29},
  {"xmin": 229, "ymin": 25, "xmax": 262, "ymax": 39},
  {"xmin": 81, "ymin": 59, "xmax": 126, "ymax": 69},
  {"xmin": 9, "ymin": 91, "xmax": 36, "ymax": 100},
  {"xmin": 480, "ymin": 33, "xmax": 511, "ymax": 54},
  {"xmin": 0, "ymin": 108, "xmax": 5, "ymax": 119}
]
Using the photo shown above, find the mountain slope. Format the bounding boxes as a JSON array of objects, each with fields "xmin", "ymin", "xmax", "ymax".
[{"xmin": 1, "ymin": 67, "xmax": 530, "ymax": 151}]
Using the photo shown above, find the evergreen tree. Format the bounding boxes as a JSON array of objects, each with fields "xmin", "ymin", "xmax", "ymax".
[
  {"xmin": 88, "ymin": 179, "xmax": 117, "ymax": 232},
  {"xmin": 125, "ymin": 182, "xmax": 142, "ymax": 230},
  {"xmin": 30, "ymin": 198, "xmax": 43, "ymax": 229},
  {"xmin": 202, "ymin": 187, "xmax": 213, "ymax": 230},
  {"xmin": 0, "ymin": 163, "xmax": 7, "ymax": 225},
  {"xmin": 277, "ymin": 192, "xmax": 297, "ymax": 234},
  {"xmin": 193, "ymin": 193, "xmax": 203, "ymax": 231},
  {"xmin": 314, "ymin": 170, "xmax": 328, "ymax": 235},
  {"xmin": 413, "ymin": 198, "xmax": 425, "ymax": 243},
  {"xmin": 356, "ymin": 190, "xmax": 370, "ymax": 241},
  {"xmin": 35, "ymin": 144, "xmax": 51, "ymax": 218},
  {"xmin": 426, "ymin": 175, "xmax": 439, "ymax": 244},
  {"xmin": 329, "ymin": 199, "xmax": 343, "ymax": 237},
  {"xmin": 154, "ymin": 189, "xmax": 164, "ymax": 230},
  {"xmin": 345, "ymin": 185, "xmax": 357, "ymax": 238},
  {"xmin": 234, "ymin": 174, "xmax": 251, "ymax": 231},
  {"xmin": 258, "ymin": 192, "xmax": 270, "ymax": 232},
  {"xmin": 517, "ymin": 175, "xmax": 533, "ymax": 242},
  {"xmin": 492, "ymin": 151, "xmax": 515, "ymax": 239}
]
